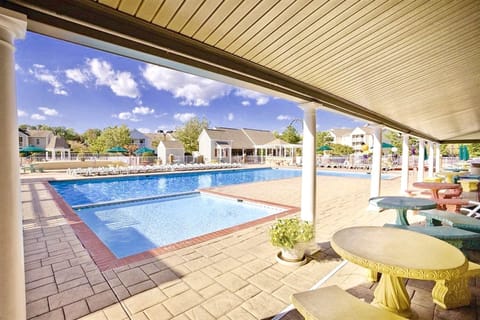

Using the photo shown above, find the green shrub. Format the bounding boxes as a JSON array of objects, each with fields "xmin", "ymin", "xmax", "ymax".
[{"xmin": 269, "ymin": 217, "xmax": 314, "ymax": 249}]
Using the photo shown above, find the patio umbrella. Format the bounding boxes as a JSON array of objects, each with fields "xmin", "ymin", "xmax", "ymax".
[
  {"xmin": 134, "ymin": 147, "xmax": 155, "ymax": 155},
  {"xmin": 459, "ymin": 145, "xmax": 469, "ymax": 161},
  {"xmin": 381, "ymin": 142, "xmax": 394, "ymax": 149},
  {"xmin": 106, "ymin": 146, "xmax": 127, "ymax": 153},
  {"xmin": 317, "ymin": 145, "xmax": 332, "ymax": 151},
  {"xmin": 19, "ymin": 145, "xmax": 46, "ymax": 153}
]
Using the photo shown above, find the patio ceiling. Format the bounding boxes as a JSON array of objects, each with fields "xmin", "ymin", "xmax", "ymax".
[{"xmin": 3, "ymin": 0, "xmax": 480, "ymax": 143}]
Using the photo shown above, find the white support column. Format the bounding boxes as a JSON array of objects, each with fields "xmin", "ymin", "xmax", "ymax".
[
  {"xmin": 0, "ymin": 8, "xmax": 27, "ymax": 320},
  {"xmin": 369, "ymin": 126, "xmax": 382, "ymax": 199},
  {"xmin": 435, "ymin": 143, "xmax": 441, "ymax": 173},
  {"xmin": 400, "ymin": 133, "xmax": 410, "ymax": 194},
  {"xmin": 300, "ymin": 102, "xmax": 317, "ymax": 224},
  {"xmin": 417, "ymin": 139, "xmax": 425, "ymax": 182},
  {"xmin": 428, "ymin": 142, "xmax": 435, "ymax": 177}
]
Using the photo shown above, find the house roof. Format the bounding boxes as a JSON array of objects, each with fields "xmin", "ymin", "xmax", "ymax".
[
  {"xmin": 46, "ymin": 136, "xmax": 70, "ymax": 150},
  {"xmin": 5, "ymin": 1, "xmax": 480, "ymax": 143},
  {"xmin": 27, "ymin": 130, "xmax": 52, "ymax": 138},
  {"xmin": 160, "ymin": 140, "xmax": 184, "ymax": 149},
  {"xmin": 204, "ymin": 128, "xmax": 251, "ymax": 149},
  {"xmin": 330, "ymin": 128, "xmax": 353, "ymax": 137},
  {"xmin": 241, "ymin": 128, "xmax": 276, "ymax": 146}
]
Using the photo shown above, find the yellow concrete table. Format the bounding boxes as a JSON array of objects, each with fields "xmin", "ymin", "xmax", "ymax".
[{"xmin": 331, "ymin": 226, "xmax": 469, "ymax": 318}]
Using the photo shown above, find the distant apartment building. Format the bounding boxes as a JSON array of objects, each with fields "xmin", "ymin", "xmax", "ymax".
[{"xmin": 329, "ymin": 125, "xmax": 390, "ymax": 153}]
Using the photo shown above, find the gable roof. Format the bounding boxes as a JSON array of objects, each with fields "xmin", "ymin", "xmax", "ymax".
[
  {"xmin": 241, "ymin": 128, "xmax": 276, "ymax": 145},
  {"xmin": 204, "ymin": 128, "xmax": 252, "ymax": 149},
  {"xmin": 160, "ymin": 140, "xmax": 184, "ymax": 149},
  {"xmin": 27, "ymin": 130, "xmax": 52, "ymax": 138},
  {"xmin": 46, "ymin": 136, "xmax": 69, "ymax": 150},
  {"xmin": 330, "ymin": 128, "xmax": 353, "ymax": 137}
]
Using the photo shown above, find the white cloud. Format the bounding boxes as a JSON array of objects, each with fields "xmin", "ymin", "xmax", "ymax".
[
  {"xmin": 65, "ymin": 68, "xmax": 89, "ymax": 84},
  {"xmin": 235, "ymin": 88, "xmax": 270, "ymax": 105},
  {"xmin": 39, "ymin": 107, "xmax": 58, "ymax": 116},
  {"xmin": 241, "ymin": 100, "xmax": 250, "ymax": 106},
  {"xmin": 227, "ymin": 113, "xmax": 234, "ymax": 121},
  {"xmin": 174, "ymin": 112, "xmax": 196, "ymax": 123},
  {"xmin": 30, "ymin": 65, "xmax": 68, "ymax": 96},
  {"xmin": 15, "ymin": 64, "xmax": 22, "ymax": 72},
  {"xmin": 17, "ymin": 109, "xmax": 28, "ymax": 117},
  {"xmin": 31, "ymin": 114, "xmax": 46, "ymax": 120},
  {"xmin": 277, "ymin": 114, "xmax": 293, "ymax": 121},
  {"xmin": 132, "ymin": 106, "xmax": 154, "ymax": 115},
  {"xmin": 87, "ymin": 58, "xmax": 139, "ymax": 98},
  {"xmin": 142, "ymin": 64, "xmax": 231, "ymax": 106},
  {"xmin": 114, "ymin": 111, "xmax": 139, "ymax": 122},
  {"xmin": 137, "ymin": 128, "xmax": 152, "ymax": 133}
]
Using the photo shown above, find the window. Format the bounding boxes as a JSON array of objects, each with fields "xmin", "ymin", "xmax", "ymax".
[
  {"xmin": 36, "ymin": 138, "xmax": 40, "ymax": 145},
  {"xmin": 19, "ymin": 136, "xmax": 23, "ymax": 146}
]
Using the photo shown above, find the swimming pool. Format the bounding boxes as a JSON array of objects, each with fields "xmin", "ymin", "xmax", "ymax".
[
  {"xmin": 51, "ymin": 167, "xmax": 396, "ymax": 206},
  {"xmin": 75, "ymin": 192, "xmax": 284, "ymax": 258}
]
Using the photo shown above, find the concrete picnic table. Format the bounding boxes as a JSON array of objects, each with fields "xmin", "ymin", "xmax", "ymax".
[
  {"xmin": 331, "ymin": 226, "xmax": 469, "ymax": 317},
  {"xmin": 369, "ymin": 196, "xmax": 437, "ymax": 225},
  {"xmin": 412, "ymin": 182, "xmax": 461, "ymax": 200}
]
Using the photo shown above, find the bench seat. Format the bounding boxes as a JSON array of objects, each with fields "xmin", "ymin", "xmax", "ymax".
[
  {"xmin": 384, "ymin": 224, "xmax": 480, "ymax": 248},
  {"xmin": 291, "ymin": 285, "xmax": 406, "ymax": 320},
  {"xmin": 418, "ymin": 209, "xmax": 480, "ymax": 232}
]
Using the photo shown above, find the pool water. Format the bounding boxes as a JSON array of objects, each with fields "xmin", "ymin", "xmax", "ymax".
[
  {"xmin": 75, "ymin": 193, "xmax": 284, "ymax": 258},
  {"xmin": 50, "ymin": 167, "xmax": 395, "ymax": 206}
]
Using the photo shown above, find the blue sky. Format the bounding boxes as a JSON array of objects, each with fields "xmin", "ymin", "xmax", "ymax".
[{"xmin": 14, "ymin": 32, "xmax": 363, "ymax": 134}]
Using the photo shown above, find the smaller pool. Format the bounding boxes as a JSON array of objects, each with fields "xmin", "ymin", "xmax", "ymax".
[{"xmin": 74, "ymin": 192, "xmax": 285, "ymax": 258}]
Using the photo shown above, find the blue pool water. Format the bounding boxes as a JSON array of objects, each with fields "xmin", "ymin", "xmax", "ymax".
[
  {"xmin": 51, "ymin": 168, "xmax": 395, "ymax": 206},
  {"xmin": 75, "ymin": 193, "xmax": 284, "ymax": 258}
]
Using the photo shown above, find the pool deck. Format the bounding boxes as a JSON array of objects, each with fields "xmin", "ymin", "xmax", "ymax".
[{"xmin": 21, "ymin": 169, "xmax": 480, "ymax": 320}]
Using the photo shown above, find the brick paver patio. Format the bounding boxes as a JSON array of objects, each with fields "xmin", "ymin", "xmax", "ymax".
[{"xmin": 21, "ymin": 170, "xmax": 480, "ymax": 319}]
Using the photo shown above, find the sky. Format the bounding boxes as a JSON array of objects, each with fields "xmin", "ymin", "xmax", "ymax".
[{"xmin": 14, "ymin": 32, "xmax": 363, "ymax": 135}]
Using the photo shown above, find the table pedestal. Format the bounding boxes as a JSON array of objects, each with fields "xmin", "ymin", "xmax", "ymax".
[
  {"xmin": 433, "ymin": 278, "xmax": 471, "ymax": 309},
  {"xmin": 372, "ymin": 274, "xmax": 412, "ymax": 318},
  {"xmin": 395, "ymin": 208, "xmax": 410, "ymax": 225}
]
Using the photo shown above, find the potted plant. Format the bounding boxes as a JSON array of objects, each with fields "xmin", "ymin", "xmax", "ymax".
[{"xmin": 269, "ymin": 217, "xmax": 314, "ymax": 263}]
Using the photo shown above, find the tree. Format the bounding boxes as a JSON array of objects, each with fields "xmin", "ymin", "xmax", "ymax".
[
  {"xmin": 316, "ymin": 131, "xmax": 334, "ymax": 148},
  {"xmin": 174, "ymin": 117, "xmax": 209, "ymax": 153},
  {"xmin": 330, "ymin": 143, "xmax": 354, "ymax": 156},
  {"xmin": 82, "ymin": 128, "xmax": 102, "ymax": 146},
  {"xmin": 87, "ymin": 125, "xmax": 131, "ymax": 153},
  {"xmin": 280, "ymin": 125, "xmax": 301, "ymax": 144}
]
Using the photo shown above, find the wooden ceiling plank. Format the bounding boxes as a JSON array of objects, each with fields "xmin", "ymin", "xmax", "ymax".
[
  {"xmin": 151, "ymin": 0, "xmax": 184, "ymax": 27},
  {"xmin": 261, "ymin": 1, "xmax": 389, "ymax": 67},
  {"xmin": 192, "ymin": 0, "xmax": 244, "ymax": 41},
  {"xmin": 225, "ymin": 0, "xmax": 306, "ymax": 53},
  {"xmin": 135, "ymin": 0, "xmax": 164, "ymax": 22},
  {"xmin": 118, "ymin": 0, "xmax": 142, "ymax": 15},
  {"xmin": 273, "ymin": 0, "xmax": 417, "ymax": 73},
  {"xmin": 215, "ymin": 0, "xmax": 283, "ymax": 49},
  {"xmin": 167, "ymin": 0, "xmax": 205, "ymax": 32},
  {"xmin": 204, "ymin": 1, "xmax": 259, "ymax": 46},
  {"xmin": 180, "ymin": 0, "xmax": 223, "ymax": 37},
  {"xmin": 244, "ymin": 1, "xmax": 352, "ymax": 61},
  {"xmin": 300, "ymin": 0, "xmax": 460, "ymax": 83},
  {"xmin": 316, "ymin": 13, "xmax": 480, "ymax": 93},
  {"xmin": 98, "ymin": 0, "xmax": 120, "ymax": 9}
]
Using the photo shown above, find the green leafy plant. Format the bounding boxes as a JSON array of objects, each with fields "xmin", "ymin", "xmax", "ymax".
[{"xmin": 269, "ymin": 217, "xmax": 314, "ymax": 249}]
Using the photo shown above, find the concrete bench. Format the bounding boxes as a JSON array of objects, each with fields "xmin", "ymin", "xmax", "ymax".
[
  {"xmin": 291, "ymin": 285, "xmax": 406, "ymax": 319},
  {"xmin": 384, "ymin": 224, "xmax": 480, "ymax": 249},
  {"xmin": 418, "ymin": 209, "xmax": 480, "ymax": 232}
]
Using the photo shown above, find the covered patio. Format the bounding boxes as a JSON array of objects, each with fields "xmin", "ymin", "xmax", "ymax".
[{"xmin": 0, "ymin": 1, "xmax": 479, "ymax": 319}]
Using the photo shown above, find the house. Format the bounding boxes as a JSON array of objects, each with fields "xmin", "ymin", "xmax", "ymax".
[
  {"xmin": 26, "ymin": 130, "xmax": 54, "ymax": 149},
  {"xmin": 46, "ymin": 136, "xmax": 71, "ymax": 160},
  {"xmin": 198, "ymin": 127, "xmax": 295, "ymax": 163},
  {"xmin": 329, "ymin": 125, "xmax": 392, "ymax": 153},
  {"xmin": 157, "ymin": 140, "xmax": 185, "ymax": 164},
  {"xmin": 130, "ymin": 129, "xmax": 150, "ymax": 148},
  {"xmin": 18, "ymin": 128, "xmax": 29, "ymax": 149}
]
